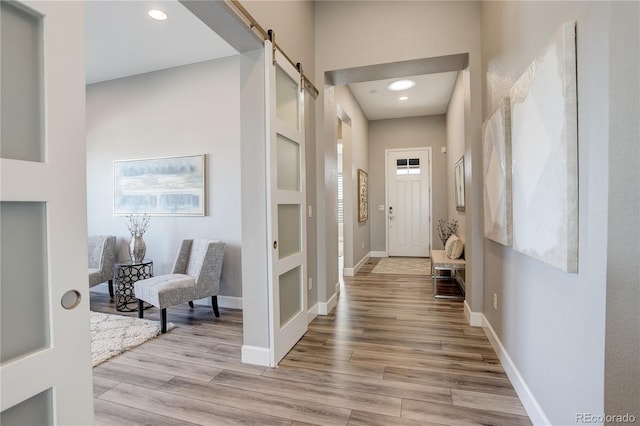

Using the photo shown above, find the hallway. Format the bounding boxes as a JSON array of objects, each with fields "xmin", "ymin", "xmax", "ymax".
[{"xmin": 92, "ymin": 259, "xmax": 530, "ymax": 425}]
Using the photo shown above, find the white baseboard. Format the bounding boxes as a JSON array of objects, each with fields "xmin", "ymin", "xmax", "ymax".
[
  {"xmin": 241, "ymin": 345, "xmax": 270, "ymax": 367},
  {"xmin": 217, "ymin": 296, "xmax": 242, "ymax": 309},
  {"xmin": 344, "ymin": 253, "xmax": 371, "ymax": 276},
  {"xmin": 89, "ymin": 284, "xmax": 110, "ymax": 295},
  {"xmin": 370, "ymin": 251, "xmax": 388, "ymax": 258},
  {"xmin": 464, "ymin": 300, "xmax": 483, "ymax": 327},
  {"xmin": 318, "ymin": 284, "xmax": 339, "ymax": 315},
  {"xmin": 193, "ymin": 295, "xmax": 243, "ymax": 310},
  {"xmin": 482, "ymin": 315, "xmax": 551, "ymax": 425},
  {"xmin": 307, "ymin": 303, "xmax": 318, "ymax": 323}
]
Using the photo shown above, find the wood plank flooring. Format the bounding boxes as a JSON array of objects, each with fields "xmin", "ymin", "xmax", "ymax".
[{"xmin": 90, "ymin": 258, "xmax": 531, "ymax": 425}]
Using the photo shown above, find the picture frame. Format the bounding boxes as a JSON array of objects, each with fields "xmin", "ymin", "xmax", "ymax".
[
  {"xmin": 509, "ymin": 21, "xmax": 578, "ymax": 273},
  {"xmin": 114, "ymin": 154, "xmax": 206, "ymax": 216},
  {"xmin": 454, "ymin": 157, "xmax": 465, "ymax": 212},
  {"xmin": 482, "ymin": 97, "xmax": 512, "ymax": 246},
  {"xmin": 357, "ymin": 169, "xmax": 369, "ymax": 222}
]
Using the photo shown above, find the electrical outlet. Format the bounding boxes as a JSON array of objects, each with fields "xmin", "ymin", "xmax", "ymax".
[
  {"xmin": 308, "ymin": 278, "xmax": 313, "ymax": 290},
  {"xmin": 361, "ymin": 242, "xmax": 365, "ymax": 249},
  {"xmin": 493, "ymin": 293, "xmax": 498, "ymax": 310},
  {"xmin": 308, "ymin": 205, "xmax": 313, "ymax": 218}
]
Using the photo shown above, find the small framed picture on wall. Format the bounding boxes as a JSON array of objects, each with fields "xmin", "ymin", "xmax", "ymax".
[{"xmin": 358, "ymin": 169, "xmax": 368, "ymax": 222}]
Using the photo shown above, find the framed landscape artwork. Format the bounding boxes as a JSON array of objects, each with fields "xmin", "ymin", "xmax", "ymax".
[
  {"xmin": 510, "ymin": 21, "xmax": 578, "ymax": 273},
  {"xmin": 482, "ymin": 97, "xmax": 512, "ymax": 246},
  {"xmin": 358, "ymin": 169, "xmax": 368, "ymax": 222},
  {"xmin": 114, "ymin": 154, "xmax": 206, "ymax": 216}
]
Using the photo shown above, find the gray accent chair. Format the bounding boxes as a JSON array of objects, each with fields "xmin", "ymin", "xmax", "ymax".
[
  {"xmin": 134, "ymin": 239, "xmax": 225, "ymax": 333},
  {"xmin": 88, "ymin": 235, "xmax": 117, "ymax": 298}
]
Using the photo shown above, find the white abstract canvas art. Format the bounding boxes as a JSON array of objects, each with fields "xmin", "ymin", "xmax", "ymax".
[
  {"xmin": 510, "ymin": 21, "xmax": 578, "ymax": 273},
  {"xmin": 483, "ymin": 98, "xmax": 512, "ymax": 246}
]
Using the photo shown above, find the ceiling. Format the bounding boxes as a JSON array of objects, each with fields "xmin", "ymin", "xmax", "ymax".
[
  {"xmin": 85, "ymin": 1, "xmax": 237, "ymax": 85},
  {"xmin": 348, "ymin": 72, "xmax": 459, "ymax": 120},
  {"xmin": 85, "ymin": 1, "xmax": 457, "ymax": 120}
]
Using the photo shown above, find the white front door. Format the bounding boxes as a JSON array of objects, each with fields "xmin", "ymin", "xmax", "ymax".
[
  {"xmin": 0, "ymin": 1, "xmax": 94, "ymax": 424},
  {"xmin": 265, "ymin": 41, "xmax": 307, "ymax": 366},
  {"xmin": 387, "ymin": 148, "xmax": 431, "ymax": 257}
]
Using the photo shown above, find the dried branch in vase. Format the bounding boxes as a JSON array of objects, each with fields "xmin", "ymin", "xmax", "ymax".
[
  {"xmin": 437, "ymin": 219, "xmax": 459, "ymax": 247},
  {"xmin": 126, "ymin": 213, "xmax": 150, "ymax": 237}
]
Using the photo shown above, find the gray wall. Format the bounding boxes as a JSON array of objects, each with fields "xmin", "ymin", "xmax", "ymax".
[
  {"xmin": 239, "ymin": 1, "xmax": 319, "ymax": 311},
  {"xmin": 335, "ymin": 86, "xmax": 369, "ymax": 269},
  {"xmin": 481, "ymin": 2, "xmax": 611, "ymax": 423},
  {"xmin": 368, "ymin": 115, "xmax": 447, "ymax": 252},
  {"xmin": 315, "ymin": 1, "xmax": 483, "ymax": 308},
  {"xmin": 86, "ymin": 57, "xmax": 243, "ymax": 300},
  {"xmin": 445, "ymin": 72, "xmax": 467, "ymax": 244},
  {"xmin": 605, "ymin": 1, "xmax": 640, "ymax": 420}
]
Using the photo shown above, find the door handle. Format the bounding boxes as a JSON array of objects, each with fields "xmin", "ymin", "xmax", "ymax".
[{"xmin": 61, "ymin": 290, "xmax": 82, "ymax": 310}]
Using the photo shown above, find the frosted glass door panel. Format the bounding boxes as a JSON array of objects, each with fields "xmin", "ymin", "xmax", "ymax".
[
  {"xmin": 278, "ymin": 204, "xmax": 300, "ymax": 259},
  {"xmin": 276, "ymin": 64, "xmax": 299, "ymax": 130},
  {"xmin": 0, "ymin": 1, "xmax": 44, "ymax": 162},
  {"xmin": 277, "ymin": 135, "xmax": 300, "ymax": 191},
  {"xmin": 279, "ymin": 266, "xmax": 302, "ymax": 327},
  {"xmin": 0, "ymin": 388, "xmax": 52, "ymax": 425},
  {"xmin": 0, "ymin": 202, "xmax": 49, "ymax": 363}
]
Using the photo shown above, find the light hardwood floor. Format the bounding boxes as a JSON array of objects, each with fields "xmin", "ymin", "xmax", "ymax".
[{"xmin": 91, "ymin": 258, "xmax": 531, "ymax": 426}]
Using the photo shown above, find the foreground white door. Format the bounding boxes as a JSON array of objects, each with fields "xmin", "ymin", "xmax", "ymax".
[
  {"xmin": 387, "ymin": 148, "xmax": 431, "ymax": 257},
  {"xmin": 0, "ymin": 1, "xmax": 94, "ymax": 424},
  {"xmin": 265, "ymin": 41, "xmax": 307, "ymax": 366}
]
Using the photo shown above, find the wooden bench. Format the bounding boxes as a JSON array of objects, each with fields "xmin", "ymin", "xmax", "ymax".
[{"xmin": 431, "ymin": 249, "xmax": 465, "ymax": 300}]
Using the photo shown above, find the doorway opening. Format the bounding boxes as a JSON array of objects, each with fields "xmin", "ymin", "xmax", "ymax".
[{"xmin": 385, "ymin": 147, "xmax": 432, "ymax": 257}]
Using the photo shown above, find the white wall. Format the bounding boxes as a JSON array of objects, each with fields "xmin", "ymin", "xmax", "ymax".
[
  {"xmin": 481, "ymin": 2, "xmax": 611, "ymax": 424},
  {"xmin": 86, "ymin": 57, "xmax": 242, "ymax": 300},
  {"xmin": 369, "ymin": 115, "xmax": 447, "ymax": 252}
]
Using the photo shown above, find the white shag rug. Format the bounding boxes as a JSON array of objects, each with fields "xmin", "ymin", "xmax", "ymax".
[{"xmin": 90, "ymin": 311, "xmax": 173, "ymax": 367}]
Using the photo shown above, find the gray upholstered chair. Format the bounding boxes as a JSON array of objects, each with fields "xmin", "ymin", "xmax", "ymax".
[
  {"xmin": 88, "ymin": 235, "xmax": 117, "ymax": 298},
  {"xmin": 134, "ymin": 239, "xmax": 225, "ymax": 333}
]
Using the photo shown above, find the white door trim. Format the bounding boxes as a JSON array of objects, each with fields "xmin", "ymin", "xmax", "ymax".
[{"xmin": 385, "ymin": 147, "xmax": 433, "ymax": 257}]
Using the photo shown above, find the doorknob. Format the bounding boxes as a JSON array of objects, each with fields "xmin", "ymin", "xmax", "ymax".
[{"xmin": 61, "ymin": 290, "xmax": 82, "ymax": 310}]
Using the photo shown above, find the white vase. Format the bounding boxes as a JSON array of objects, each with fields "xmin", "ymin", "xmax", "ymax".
[{"xmin": 128, "ymin": 235, "xmax": 146, "ymax": 263}]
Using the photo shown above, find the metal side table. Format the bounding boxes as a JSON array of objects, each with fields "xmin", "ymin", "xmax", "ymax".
[{"xmin": 113, "ymin": 259, "xmax": 153, "ymax": 312}]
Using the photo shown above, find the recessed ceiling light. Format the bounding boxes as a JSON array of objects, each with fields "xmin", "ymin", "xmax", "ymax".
[
  {"xmin": 148, "ymin": 9, "xmax": 168, "ymax": 21},
  {"xmin": 387, "ymin": 79, "xmax": 415, "ymax": 91},
  {"xmin": 399, "ymin": 96, "xmax": 409, "ymax": 101}
]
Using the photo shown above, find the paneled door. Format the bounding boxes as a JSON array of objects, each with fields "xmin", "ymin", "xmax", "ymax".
[
  {"xmin": 265, "ymin": 41, "xmax": 307, "ymax": 366},
  {"xmin": 387, "ymin": 148, "xmax": 432, "ymax": 257},
  {"xmin": 0, "ymin": 1, "xmax": 94, "ymax": 424}
]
